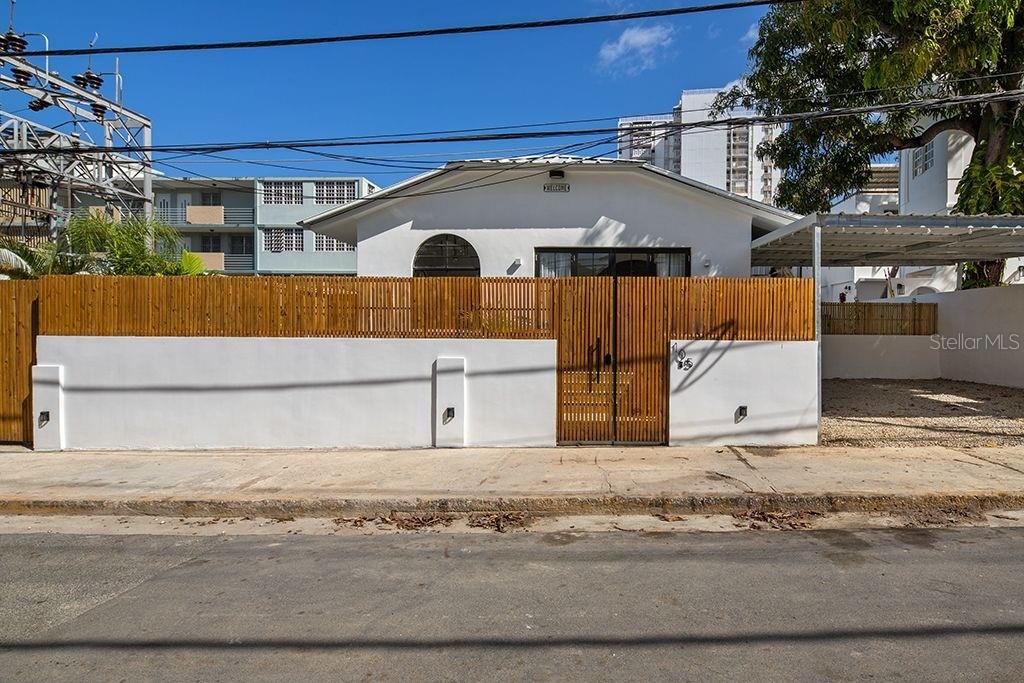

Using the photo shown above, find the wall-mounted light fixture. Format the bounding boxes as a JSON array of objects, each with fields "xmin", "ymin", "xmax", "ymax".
[{"xmin": 548, "ymin": 170, "xmax": 565, "ymax": 179}]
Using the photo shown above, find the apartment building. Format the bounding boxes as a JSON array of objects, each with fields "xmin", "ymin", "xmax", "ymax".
[
  {"xmin": 617, "ymin": 87, "xmax": 782, "ymax": 206},
  {"xmin": 75, "ymin": 176, "xmax": 379, "ymax": 275},
  {"xmin": 616, "ymin": 114, "xmax": 680, "ymax": 174}
]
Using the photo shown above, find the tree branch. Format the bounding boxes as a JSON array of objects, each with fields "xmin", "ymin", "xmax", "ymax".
[{"xmin": 889, "ymin": 117, "xmax": 979, "ymax": 150}]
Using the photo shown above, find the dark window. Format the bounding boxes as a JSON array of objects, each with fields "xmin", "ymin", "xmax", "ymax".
[
  {"xmin": 199, "ymin": 235, "xmax": 222, "ymax": 252},
  {"xmin": 413, "ymin": 234, "xmax": 480, "ymax": 277},
  {"xmin": 201, "ymin": 192, "xmax": 222, "ymax": 206},
  {"xmin": 230, "ymin": 235, "xmax": 254, "ymax": 255},
  {"xmin": 535, "ymin": 248, "xmax": 690, "ymax": 277}
]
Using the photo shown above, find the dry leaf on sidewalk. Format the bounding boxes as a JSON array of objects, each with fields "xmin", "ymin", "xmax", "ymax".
[{"xmin": 467, "ymin": 511, "xmax": 530, "ymax": 532}]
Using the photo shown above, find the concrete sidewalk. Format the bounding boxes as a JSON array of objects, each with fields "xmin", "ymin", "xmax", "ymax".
[{"xmin": 2, "ymin": 445, "xmax": 1024, "ymax": 517}]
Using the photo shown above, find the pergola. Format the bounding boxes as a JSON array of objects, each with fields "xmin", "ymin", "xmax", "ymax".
[
  {"xmin": 751, "ymin": 212, "xmax": 1024, "ymax": 435},
  {"xmin": 751, "ymin": 212, "xmax": 1024, "ymax": 336}
]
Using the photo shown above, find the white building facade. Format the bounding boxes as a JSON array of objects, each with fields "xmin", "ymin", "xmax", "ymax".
[
  {"xmin": 617, "ymin": 88, "xmax": 783, "ymax": 206},
  {"xmin": 820, "ymin": 164, "xmax": 955, "ymax": 301},
  {"xmin": 900, "ymin": 131, "xmax": 1023, "ymax": 286},
  {"xmin": 302, "ymin": 158, "xmax": 797, "ymax": 279}
]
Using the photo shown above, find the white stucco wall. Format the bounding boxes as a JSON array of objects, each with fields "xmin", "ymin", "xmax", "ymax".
[
  {"xmin": 668, "ymin": 340, "xmax": 819, "ymax": 446},
  {"xmin": 821, "ymin": 288, "xmax": 1024, "ymax": 388},
  {"xmin": 915, "ymin": 287, "xmax": 1024, "ymax": 388},
  {"xmin": 349, "ymin": 168, "xmax": 764, "ymax": 278},
  {"xmin": 899, "ymin": 131, "xmax": 974, "ymax": 214},
  {"xmin": 822, "ymin": 336, "xmax": 940, "ymax": 379},
  {"xmin": 33, "ymin": 336, "xmax": 557, "ymax": 451}
]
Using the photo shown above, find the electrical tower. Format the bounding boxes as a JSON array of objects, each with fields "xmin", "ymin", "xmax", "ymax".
[{"xmin": 0, "ymin": 0, "xmax": 152, "ymax": 241}]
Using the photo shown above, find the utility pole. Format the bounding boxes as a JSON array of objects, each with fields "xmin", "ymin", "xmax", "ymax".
[{"xmin": 0, "ymin": 3, "xmax": 152, "ymax": 234}]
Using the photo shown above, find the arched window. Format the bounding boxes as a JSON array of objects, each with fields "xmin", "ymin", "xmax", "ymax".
[{"xmin": 413, "ymin": 234, "xmax": 480, "ymax": 277}]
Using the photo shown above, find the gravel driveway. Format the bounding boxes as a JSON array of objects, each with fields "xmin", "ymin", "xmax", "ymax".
[{"xmin": 822, "ymin": 379, "xmax": 1024, "ymax": 447}]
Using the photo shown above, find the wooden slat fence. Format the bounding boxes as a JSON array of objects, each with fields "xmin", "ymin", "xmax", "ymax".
[
  {"xmin": 35, "ymin": 275, "xmax": 815, "ymax": 340},
  {"xmin": 38, "ymin": 276, "xmax": 557, "ymax": 339},
  {"xmin": 0, "ymin": 280, "xmax": 38, "ymax": 444},
  {"xmin": 668, "ymin": 277, "xmax": 815, "ymax": 340},
  {"xmin": 821, "ymin": 302, "xmax": 938, "ymax": 335},
  {"xmin": 3, "ymin": 275, "xmax": 815, "ymax": 444}
]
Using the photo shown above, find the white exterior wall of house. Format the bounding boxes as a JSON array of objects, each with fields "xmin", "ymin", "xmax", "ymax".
[
  {"xmin": 900, "ymin": 131, "xmax": 1022, "ymax": 285},
  {"xmin": 899, "ymin": 131, "xmax": 974, "ymax": 214},
  {"xmin": 348, "ymin": 167, "xmax": 774, "ymax": 277}
]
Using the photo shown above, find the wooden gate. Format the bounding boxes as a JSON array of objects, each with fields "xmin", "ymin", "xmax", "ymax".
[{"xmin": 556, "ymin": 278, "xmax": 668, "ymax": 444}]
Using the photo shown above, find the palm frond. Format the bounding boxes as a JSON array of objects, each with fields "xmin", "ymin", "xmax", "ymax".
[{"xmin": 0, "ymin": 246, "xmax": 33, "ymax": 276}]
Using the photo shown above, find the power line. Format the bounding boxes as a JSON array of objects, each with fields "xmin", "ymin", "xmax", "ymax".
[
  {"xmin": 7, "ymin": 89, "xmax": 1021, "ymax": 157},
  {"xmin": 157, "ymin": 65, "xmax": 1024, "ymax": 153},
  {"xmin": 150, "ymin": 125, "xmax": 633, "ymax": 205},
  {"xmin": 1, "ymin": 0, "xmax": 803, "ymax": 58}
]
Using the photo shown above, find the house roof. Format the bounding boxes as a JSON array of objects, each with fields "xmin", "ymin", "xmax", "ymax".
[
  {"xmin": 751, "ymin": 212, "xmax": 1024, "ymax": 266},
  {"xmin": 299, "ymin": 157, "xmax": 799, "ymax": 240}
]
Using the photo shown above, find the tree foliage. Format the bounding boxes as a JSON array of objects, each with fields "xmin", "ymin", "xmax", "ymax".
[
  {"xmin": 717, "ymin": 0, "xmax": 1024, "ymax": 285},
  {"xmin": 0, "ymin": 214, "xmax": 207, "ymax": 279}
]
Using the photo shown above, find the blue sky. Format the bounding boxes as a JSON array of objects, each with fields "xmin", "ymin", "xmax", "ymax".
[{"xmin": 12, "ymin": 0, "xmax": 768, "ymax": 186}]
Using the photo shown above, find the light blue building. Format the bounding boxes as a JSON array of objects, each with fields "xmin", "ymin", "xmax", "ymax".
[{"xmin": 76, "ymin": 175, "xmax": 379, "ymax": 274}]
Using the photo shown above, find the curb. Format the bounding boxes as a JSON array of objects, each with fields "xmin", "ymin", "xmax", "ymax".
[{"xmin": 2, "ymin": 492, "xmax": 1024, "ymax": 518}]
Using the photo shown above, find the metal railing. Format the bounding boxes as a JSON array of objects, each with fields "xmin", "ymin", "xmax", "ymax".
[
  {"xmin": 62, "ymin": 206, "xmax": 255, "ymax": 225},
  {"xmin": 223, "ymin": 254, "xmax": 255, "ymax": 271},
  {"xmin": 152, "ymin": 207, "xmax": 255, "ymax": 225}
]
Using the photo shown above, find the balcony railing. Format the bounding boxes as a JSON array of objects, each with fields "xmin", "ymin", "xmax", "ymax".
[
  {"xmin": 152, "ymin": 207, "xmax": 255, "ymax": 225},
  {"xmin": 192, "ymin": 252, "xmax": 255, "ymax": 272},
  {"xmin": 223, "ymin": 254, "xmax": 255, "ymax": 271},
  {"xmin": 62, "ymin": 206, "xmax": 255, "ymax": 225}
]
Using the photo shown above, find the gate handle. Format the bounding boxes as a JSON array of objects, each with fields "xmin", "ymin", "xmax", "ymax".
[{"xmin": 587, "ymin": 341, "xmax": 594, "ymax": 391}]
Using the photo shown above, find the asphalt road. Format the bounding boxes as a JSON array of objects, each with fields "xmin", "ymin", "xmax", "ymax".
[{"xmin": 2, "ymin": 526, "xmax": 1024, "ymax": 681}]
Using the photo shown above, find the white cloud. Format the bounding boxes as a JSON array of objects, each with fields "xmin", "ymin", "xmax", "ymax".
[
  {"xmin": 598, "ymin": 24, "xmax": 675, "ymax": 75},
  {"xmin": 706, "ymin": 23, "xmax": 722, "ymax": 40},
  {"xmin": 741, "ymin": 22, "xmax": 759, "ymax": 44}
]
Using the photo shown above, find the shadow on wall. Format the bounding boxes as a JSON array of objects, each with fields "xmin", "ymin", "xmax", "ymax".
[
  {"xmin": 33, "ymin": 363, "xmax": 560, "ymax": 394},
  {"xmin": 670, "ymin": 321, "xmax": 775, "ymax": 395},
  {"xmin": 669, "ymin": 410, "xmax": 819, "ymax": 442}
]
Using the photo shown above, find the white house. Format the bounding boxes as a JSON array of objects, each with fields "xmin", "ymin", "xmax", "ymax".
[
  {"xmin": 899, "ymin": 131, "xmax": 1023, "ymax": 286},
  {"xmin": 27, "ymin": 157, "xmax": 822, "ymax": 452},
  {"xmin": 301, "ymin": 157, "xmax": 797, "ymax": 278}
]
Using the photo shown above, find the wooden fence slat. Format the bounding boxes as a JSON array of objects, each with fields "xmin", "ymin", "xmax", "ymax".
[
  {"xmin": 821, "ymin": 301, "xmax": 937, "ymax": 335},
  {"xmin": 0, "ymin": 280, "xmax": 37, "ymax": 444}
]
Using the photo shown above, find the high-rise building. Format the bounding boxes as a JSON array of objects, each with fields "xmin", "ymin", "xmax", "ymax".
[
  {"xmin": 616, "ymin": 114, "xmax": 680, "ymax": 174},
  {"xmin": 617, "ymin": 87, "xmax": 782, "ymax": 206}
]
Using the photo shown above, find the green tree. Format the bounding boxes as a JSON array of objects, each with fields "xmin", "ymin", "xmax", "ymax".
[
  {"xmin": 0, "ymin": 214, "xmax": 205, "ymax": 279},
  {"xmin": 718, "ymin": 0, "xmax": 1024, "ymax": 286}
]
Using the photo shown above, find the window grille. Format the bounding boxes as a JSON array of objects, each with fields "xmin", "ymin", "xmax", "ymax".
[
  {"xmin": 261, "ymin": 181, "xmax": 304, "ymax": 205},
  {"xmin": 912, "ymin": 142, "xmax": 934, "ymax": 177},
  {"xmin": 263, "ymin": 227, "xmax": 304, "ymax": 252},
  {"xmin": 314, "ymin": 180, "xmax": 358, "ymax": 204},
  {"xmin": 314, "ymin": 233, "xmax": 353, "ymax": 251}
]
